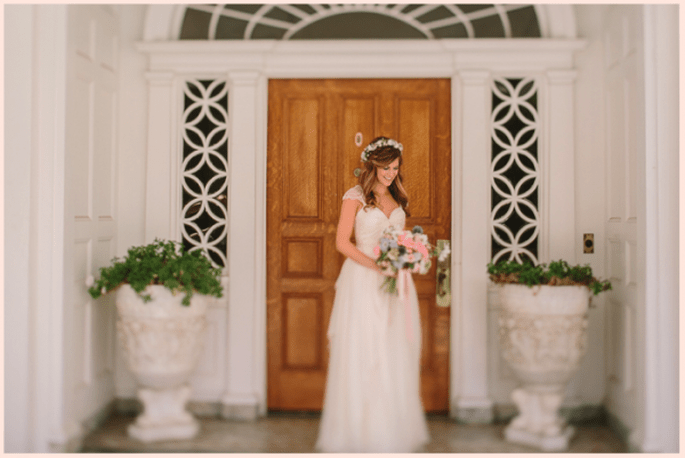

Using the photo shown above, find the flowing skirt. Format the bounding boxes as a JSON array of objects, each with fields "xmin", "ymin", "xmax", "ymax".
[{"xmin": 315, "ymin": 259, "xmax": 429, "ymax": 453}]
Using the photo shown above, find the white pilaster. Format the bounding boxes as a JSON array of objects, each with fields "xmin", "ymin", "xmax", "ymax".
[
  {"xmin": 144, "ymin": 71, "xmax": 175, "ymax": 243},
  {"xmin": 5, "ymin": 5, "xmax": 34, "ymax": 452},
  {"xmin": 221, "ymin": 71, "xmax": 261, "ymax": 419},
  {"xmin": 546, "ymin": 70, "xmax": 578, "ymax": 263},
  {"xmin": 454, "ymin": 70, "xmax": 494, "ymax": 423},
  {"xmin": 29, "ymin": 5, "xmax": 74, "ymax": 452},
  {"xmin": 638, "ymin": 4, "xmax": 679, "ymax": 452}
]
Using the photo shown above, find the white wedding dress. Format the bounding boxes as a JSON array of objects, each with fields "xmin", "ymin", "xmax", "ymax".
[{"xmin": 316, "ymin": 185, "xmax": 429, "ymax": 453}]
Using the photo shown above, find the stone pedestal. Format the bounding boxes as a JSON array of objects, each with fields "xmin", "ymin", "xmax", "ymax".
[
  {"xmin": 497, "ymin": 284, "xmax": 590, "ymax": 452},
  {"xmin": 128, "ymin": 385, "xmax": 199, "ymax": 442},
  {"xmin": 503, "ymin": 387, "xmax": 574, "ymax": 451},
  {"xmin": 116, "ymin": 285, "xmax": 207, "ymax": 442}
]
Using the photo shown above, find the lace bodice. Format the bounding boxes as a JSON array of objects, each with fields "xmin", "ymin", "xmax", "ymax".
[{"xmin": 343, "ymin": 185, "xmax": 406, "ymax": 257}]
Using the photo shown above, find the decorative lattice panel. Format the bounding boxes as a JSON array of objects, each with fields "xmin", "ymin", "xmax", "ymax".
[
  {"xmin": 490, "ymin": 77, "xmax": 540, "ymax": 264},
  {"xmin": 181, "ymin": 79, "xmax": 229, "ymax": 267},
  {"xmin": 180, "ymin": 4, "xmax": 541, "ymax": 40}
]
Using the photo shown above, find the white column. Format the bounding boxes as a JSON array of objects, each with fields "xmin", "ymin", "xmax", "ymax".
[
  {"xmin": 546, "ymin": 70, "xmax": 577, "ymax": 263},
  {"xmin": 454, "ymin": 70, "xmax": 494, "ymax": 423},
  {"xmin": 639, "ymin": 4, "xmax": 679, "ymax": 452},
  {"xmin": 143, "ymin": 71, "xmax": 175, "ymax": 243},
  {"xmin": 28, "ymin": 5, "xmax": 72, "ymax": 452},
  {"xmin": 221, "ymin": 71, "xmax": 261, "ymax": 419},
  {"xmin": 5, "ymin": 5, "xmax": 35, "ymax": 452}
]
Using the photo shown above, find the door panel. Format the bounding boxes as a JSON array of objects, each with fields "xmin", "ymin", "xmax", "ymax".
[
  {"xmin": 64, "ymin": 4, "xmax": 119, "ymax": 426},
  {"xmin": 267, "ymin": 79, "xmax": 451, "ymax": 412}
]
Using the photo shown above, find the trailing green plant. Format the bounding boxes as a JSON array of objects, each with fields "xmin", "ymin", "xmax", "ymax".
[
  {"xmin": 487, "ymin": 259, "xmax": 612, "ymax": 296},
  {"xmin": 88, "ymin": 239, "xmax": 223, "ymax": 306}
]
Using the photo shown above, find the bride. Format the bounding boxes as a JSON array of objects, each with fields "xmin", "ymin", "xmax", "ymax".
[{"xmin": 315, "ymin": 137, "xmax": 429, "ymax": 453}]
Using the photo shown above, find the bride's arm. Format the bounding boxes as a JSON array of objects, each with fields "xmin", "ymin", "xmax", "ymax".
[{"xmin": 336, "ymin": 199, "xmax": 383, "ymax": 273}]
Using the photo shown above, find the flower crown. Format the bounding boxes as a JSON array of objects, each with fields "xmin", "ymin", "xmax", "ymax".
[{"xmin": 360, "ymin": 138, "xmax": 403, "ymax": 162}]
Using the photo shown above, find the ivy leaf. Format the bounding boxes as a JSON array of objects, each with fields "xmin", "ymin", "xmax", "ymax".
[
  {"xmin": 487, "ymin": 259, "xmax": 612, "ymax": 296},
  {"xmin": 88, "ymin": 239, "xmax": 223, "ymax": 306}
]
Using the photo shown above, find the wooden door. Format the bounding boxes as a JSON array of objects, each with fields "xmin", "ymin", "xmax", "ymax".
[{"xmin": 267, "ymin": 79, "xmax": 451, "ymax": 412}]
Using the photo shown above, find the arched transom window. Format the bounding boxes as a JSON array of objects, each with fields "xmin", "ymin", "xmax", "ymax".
[{"xmin": 180, "ymin": 4, "xmax": 542, "ymax": 40}]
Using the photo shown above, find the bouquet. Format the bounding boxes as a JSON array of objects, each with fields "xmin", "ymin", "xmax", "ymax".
[{"xmin": 373, "ymin": 225, "xmax": 445, "ymax": 294}]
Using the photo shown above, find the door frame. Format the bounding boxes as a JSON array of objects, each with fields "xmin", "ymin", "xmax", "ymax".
[{"xmin": 137, "ymin": 38, "xmax": 585, "ymax": 420}]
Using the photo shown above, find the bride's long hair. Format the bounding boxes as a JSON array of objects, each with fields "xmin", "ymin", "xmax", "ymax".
[{"xmin": 358, "ymin": 136, "xmax": 410, "ymax": 217}]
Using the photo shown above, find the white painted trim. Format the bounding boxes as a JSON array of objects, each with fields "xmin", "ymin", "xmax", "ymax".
[
  {"xmin": 137, "ymin": 39, "xmax": 585, "ymax": 76},
  {"xmin": 254, "ymin": 73, "xmax": 269, "ymax": 417},
  {"xmin": 449, "ymin": 74, "xmax": 463, "ymax": 418},
  {"xmin": 137, "ymin": 38, "xmax": 585, "ymax": 418}
]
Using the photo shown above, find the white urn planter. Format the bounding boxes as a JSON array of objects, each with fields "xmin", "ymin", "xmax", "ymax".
[
  {"xmin": 116, "ymin": 284, "xmax": 208, "ymax": 443},
  {"xmin": 496, "ymin": 283, "xmax": 590, "ymax": 452}
]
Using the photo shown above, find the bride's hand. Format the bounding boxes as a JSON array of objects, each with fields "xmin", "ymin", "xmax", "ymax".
[{"xmin": 375, "ymin": 265, "xmax": 396, "ymax": 277}]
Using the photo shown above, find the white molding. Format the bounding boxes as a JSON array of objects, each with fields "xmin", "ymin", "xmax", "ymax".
[
  {"xmin": 136, "ymin": 40, "xmax": 586, "ymax": 76},
  {"xmin": 254, "ymin": 73, "xmax": 269, "ymax": 417},
  {"xmin": 449, "ymin": 74, "xmax": 463, "ymax": 419}
]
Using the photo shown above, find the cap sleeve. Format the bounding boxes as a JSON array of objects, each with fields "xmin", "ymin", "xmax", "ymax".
[{"xmin": 342, "ymin": 185, "xmax": 365, "ymax": 204}]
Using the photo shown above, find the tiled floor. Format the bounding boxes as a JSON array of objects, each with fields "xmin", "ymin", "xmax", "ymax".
[{"xmin": 81, "ymin": 412, "xmax": 627, "ymax": 453}]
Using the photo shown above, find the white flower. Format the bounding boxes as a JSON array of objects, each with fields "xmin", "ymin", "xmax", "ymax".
[
  {"xmin": 101, "ymin": 287, "xmax": 107, "ymax": 296},
  {"xmin": 361, "ymin": 138, "xmax": 404, "ymax": 162},
  {"xmin": 438, "ymin": 245, "xmax": 451, "ymax": 262}
]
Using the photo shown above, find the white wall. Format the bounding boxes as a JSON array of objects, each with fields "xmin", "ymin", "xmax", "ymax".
[
  {"xmin": 4, "ymin": 5, "xmax": 36, "ymax": 452},
  {"xmin": 113, "ymin": 4, "xmax": 149, "ymax": 398},
  {"xmin": 574, "ymin": 4, "xmax": 679, "ymax": 453},
  {"xmin": 115, "ymin": 5, "xmax": 148, "ymax": 255},
  {"xmin": 569, "ymin": 4, "xmax": 611, "ymax": 407}
]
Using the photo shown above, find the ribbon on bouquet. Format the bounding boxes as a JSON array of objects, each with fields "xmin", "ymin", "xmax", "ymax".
[{"xmin": 396, "ymin": 269, "xmax": 413, "ymax": 342}]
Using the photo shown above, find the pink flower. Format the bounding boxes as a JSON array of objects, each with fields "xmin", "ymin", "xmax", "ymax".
[
  {"xmin": 416, "ymin": 242, "xmax": 429, "ymax": 258},
  {"xmin": 398, "ymin": 232, "xmax": 415, "ymax": 250},
  {"xmin": 373, "ymin": 246, "xmax": 381, "ymax": 257}
]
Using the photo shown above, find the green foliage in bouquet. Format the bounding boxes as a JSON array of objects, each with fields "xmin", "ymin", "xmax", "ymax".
[
  {"xmin": 487, "ymin": 259, "xmax": 612, "ymax": 296},
  {"xmin": 88, "ymin": 239, "xmax": 223, "ymax": 306}
]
